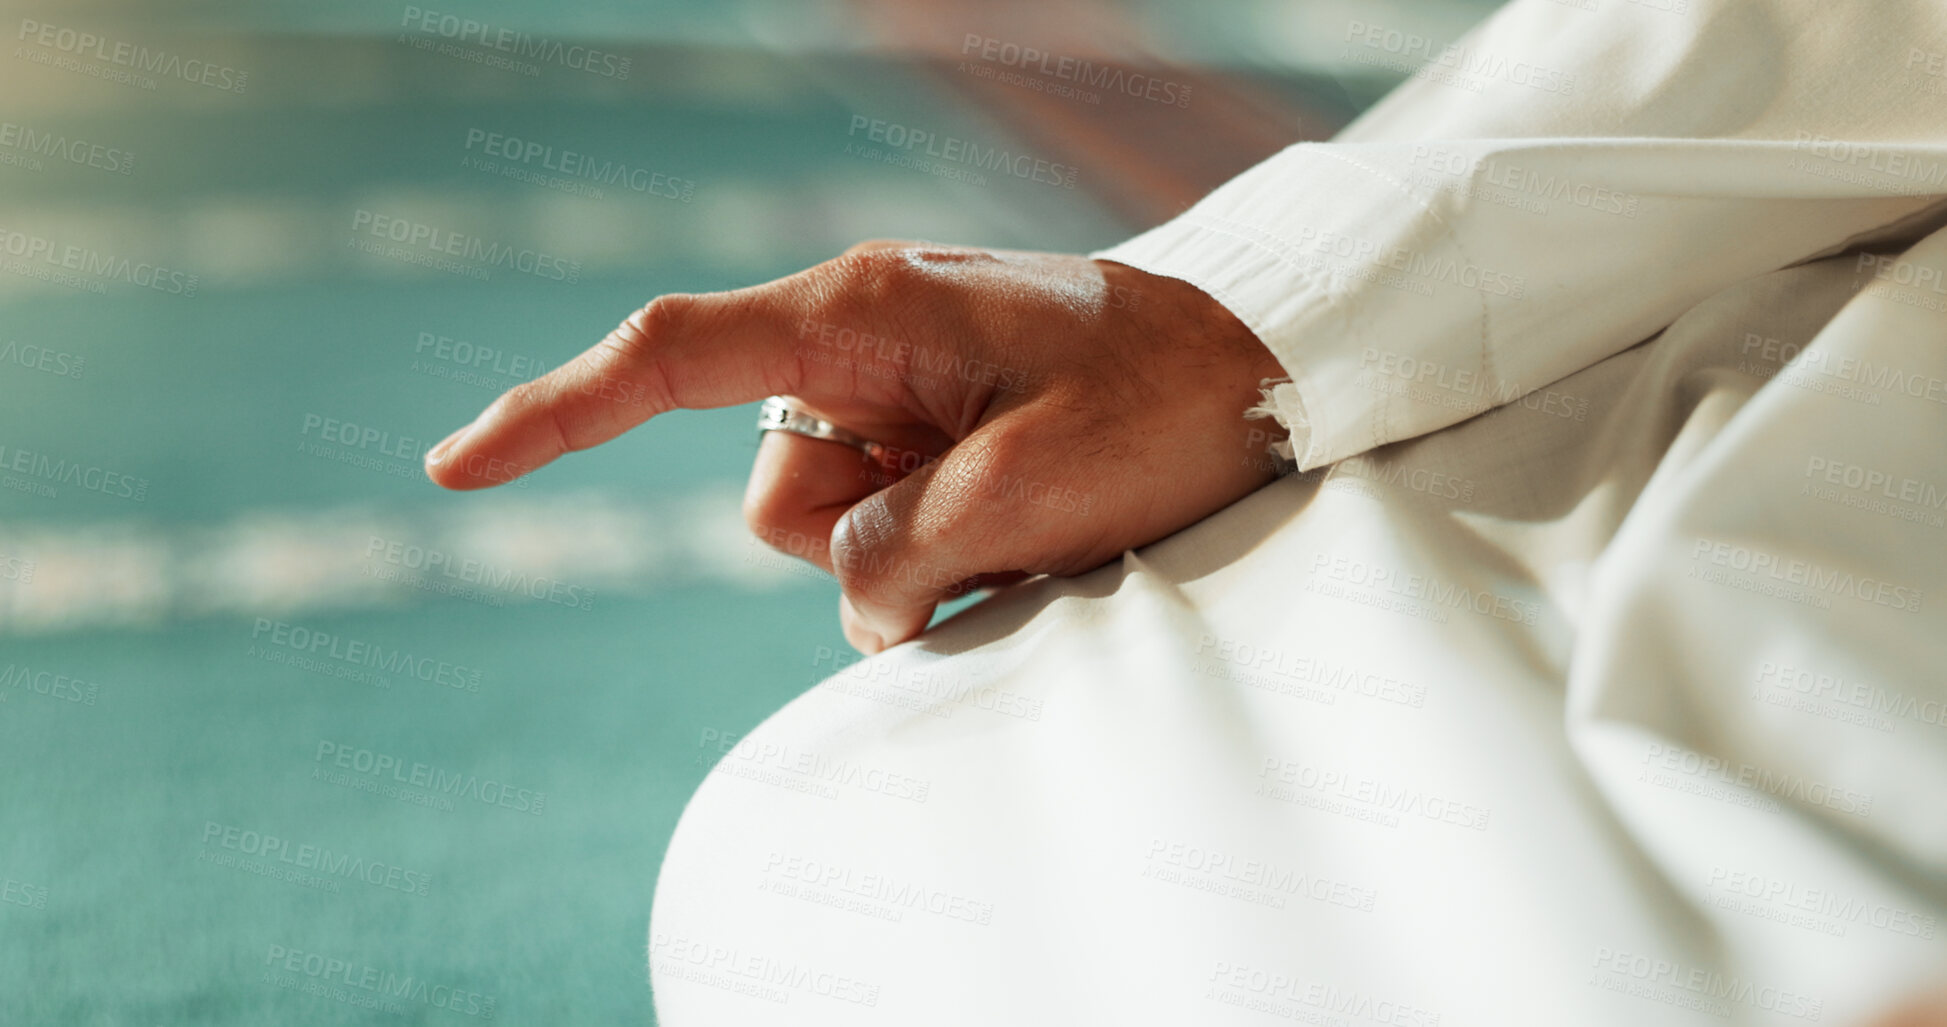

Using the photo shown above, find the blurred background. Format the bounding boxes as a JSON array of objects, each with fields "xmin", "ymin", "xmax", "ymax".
[{"xmin": 0, "ymin": 0, "xmax": 1495, "ymax": 1021}]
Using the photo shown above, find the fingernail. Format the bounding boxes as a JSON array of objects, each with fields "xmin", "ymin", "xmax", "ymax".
[
  {"xmin": 840, "ymin": 595, "xmax": 887, "ymax": 654},
  {"xmin": 855, "ymin": 614, "xmax": 891, "ymax": 653},
  {"xmin": 425, "ymin": 422, "xmax": 473, "ymax": 466}
]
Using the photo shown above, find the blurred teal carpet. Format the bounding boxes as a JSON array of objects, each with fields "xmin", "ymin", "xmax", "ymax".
[
  {"xmin": 0, "ymin": 2, "xmax": 1413, "ymax": 1020},
  {"xmin": 0, "ymin": 26, "xmax": 1131, "ymax": 1024}
]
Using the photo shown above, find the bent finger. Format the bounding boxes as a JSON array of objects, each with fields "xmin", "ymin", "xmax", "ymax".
[
  {"xmin": 745, "ymin": 429, "xmax": 882, "ymax": 576},
  {"xmin": 829, "ymin": 420, "xmax": 1104, "ymax": 653}
]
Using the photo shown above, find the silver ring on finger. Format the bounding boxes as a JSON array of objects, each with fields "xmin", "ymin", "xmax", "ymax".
[{"xmin": 756, "ymin": 395, "xmax": 889, "ymax": 462}]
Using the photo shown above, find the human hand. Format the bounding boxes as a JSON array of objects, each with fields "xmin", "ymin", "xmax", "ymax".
[{"xmin": 423, "ymin": 242, "xmax": 1287, "ymax": 653}]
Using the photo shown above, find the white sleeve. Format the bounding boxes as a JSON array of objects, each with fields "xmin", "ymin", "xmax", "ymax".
[{"xmin": 1097, "ymin": 0, "xmax": 1947, "ymax": 469}]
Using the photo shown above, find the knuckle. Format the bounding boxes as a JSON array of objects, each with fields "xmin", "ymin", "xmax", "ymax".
[
  {"xmin": 831, "ymin": 248, "xmax": 917, "ymax": 302},
  {"xmin": 829, "ymin": 504, "xmax": 909, "ymax": 603},
  {"xmin": 841, "ymin": 238, "xmax": 913, "ymax": 258},
  {"xmin": 928, "ymin": 496, "xmax": 988, "ymax": 544},
  {"xmin": 947, "ymin": 430, "xmax": 1027, "ymax": 492},
  {"xmin": 610, "ymin": 293, "xmax": 692, "ymax": 361},
  {"xmin": 592, "ymin": 296, "xmax": 684, "ymax": 413}
]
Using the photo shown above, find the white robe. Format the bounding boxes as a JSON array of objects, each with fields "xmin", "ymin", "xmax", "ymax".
[{"xmin": 650, "ymin": 1, "xmax": 1947, "ymax": 1022}]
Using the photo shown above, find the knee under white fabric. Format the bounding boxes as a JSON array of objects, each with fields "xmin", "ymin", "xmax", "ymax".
[{"xmin": 650, "ymin": 237, "xmax": 1947, "ymax": 1025}]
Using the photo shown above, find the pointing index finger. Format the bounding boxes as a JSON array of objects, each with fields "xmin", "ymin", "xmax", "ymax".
[{"xmin": 424, "ymin": 281, "xmax": 807, "ymax": 490}]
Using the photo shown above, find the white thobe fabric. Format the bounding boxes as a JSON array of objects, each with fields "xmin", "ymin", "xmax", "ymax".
[
  {"xmin": 649, "ymin": 1, "xmax": 1947, "ymax": 1023},
  {"xmin": 1109, "ymin": 0, "xmax": 1947, "ymax": 470}
]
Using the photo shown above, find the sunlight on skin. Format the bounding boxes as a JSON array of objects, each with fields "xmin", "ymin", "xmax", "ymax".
[{"xmin": 426, "ymin": 242, "xmax": 1288, "ymax": 653}]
